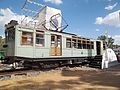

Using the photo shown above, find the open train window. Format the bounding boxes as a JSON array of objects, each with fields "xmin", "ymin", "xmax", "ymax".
[
  {"xmin": 78, "ymin": 40, "xmax": 82, "ymax": 49},
  {"xmin": 57, "ymin": 35, "xmax": 61, "ymax": 48},
  {"xmin": 66, "ymin": 38, "xmax": 71, "ymax": 48},
  {"xmin": 8, "ymin": 30, "xmax": 15, "ymax": 41},
  {"xmin": 82, "ymin": 40, "xmax": 87, "ymax": 49},
  {"xmin": 21, "ymin": 31, "xmax": 33, "ymax": 45},
  {"xmin": 72, "ymin": 39, "xmax": 77, "ymax": 48},
  {"xmin": 87, "ymin": 41, "xmax": 90, "ymax": 49},
  {"xmin": 91, "ymin": 42, "xmax": 94, "ymax": 49},
  {"xmin": 36, "ymin": 31, "xmax": 44, "ymax": 47},
  {"xmin": 51, "ymin": 35, "xmax": 55, "ymax": 47},
  {"xmin": 83, "ymin": 44, "xmax": 87, "ymax": 49},
  {"xmin": 87, "ymin": 44, "xmax": 91, "ymax": 49}
]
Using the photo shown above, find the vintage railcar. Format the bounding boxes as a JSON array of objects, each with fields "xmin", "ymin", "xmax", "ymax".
[
  {"xmin": 3, "ymin": 20, "xmax": 103, "ymax": 68},
  {"xmin": 3, "ymin": 6, "xmax": 103, "ymax": 68}
]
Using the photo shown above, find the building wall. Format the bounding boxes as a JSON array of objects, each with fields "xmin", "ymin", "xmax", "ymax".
[{"xmin": 45, "ymin": 6, "xmax": 62, "ymax": 31}]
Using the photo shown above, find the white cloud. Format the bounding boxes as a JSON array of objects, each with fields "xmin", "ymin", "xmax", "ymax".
[
  {"xmin": 0, "ymin": 8, "xmax": 25, "ymax": 28},
  {"xmin": 96, "ymin": 29, "xmax": 100, "ymax": 32},
  {"xmin": 44, "ymin": 0, "xmax": 62, "ymax": 5},
  {"xmin": 95, "ymin": 10, "xmax": 120, "ymax": 27},
  {"xmin": 105, "ymin": 3, "xmax": 118, "ymax": 11},
  {"xmin": 0, "ymin": 8, "xmax": 23, "ymax": 36},
  {"xmin": 113, "ymin": 35, "xmax": 120, "ymax": 45},
  {"xmin": 0, "ymin": 8, "xmax": 33, "ymax": 36},
  {"xmin": 95, "ymin": 17, "xmax": 103, "ymax": 25}
]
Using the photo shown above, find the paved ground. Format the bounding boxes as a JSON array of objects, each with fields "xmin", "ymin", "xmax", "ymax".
[{"xmin": 0, "ymin": 65, "xmax": 120, "ymax": 90}]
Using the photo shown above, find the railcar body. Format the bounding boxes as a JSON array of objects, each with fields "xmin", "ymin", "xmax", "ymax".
[
  {"xmin": 4, "ymin": 21, "xmax": 103, "ymax": 65},
  {"xmin": 3, "ymin": 6, "xmax": 103, "ymax": 68}
]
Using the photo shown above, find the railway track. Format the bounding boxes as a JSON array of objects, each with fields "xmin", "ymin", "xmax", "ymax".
[
  {"xmin": 0, "ymin": 63, "xmax": 64, "ymax": 80},
  {"xmin": 0, "ymin": 68, "xmax": 41, "ymax": 80},
  {"xmin": 0, "ymin": 63, "xmax": 98, "ymax": 80}
]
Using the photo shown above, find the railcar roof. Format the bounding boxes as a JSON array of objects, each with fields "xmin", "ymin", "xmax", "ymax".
[
  {"xmin": 48, "ymin": 29, "xmax": 95, "ymax": 40},
  {"xmin": 5, "ymin": 20, "xmax": 97, "ymax": 41}
]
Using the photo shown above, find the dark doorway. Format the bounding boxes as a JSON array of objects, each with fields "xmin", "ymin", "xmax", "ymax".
[{"xmin": 96, "ymin": 41, "xmax": 101, "ymax": 55}]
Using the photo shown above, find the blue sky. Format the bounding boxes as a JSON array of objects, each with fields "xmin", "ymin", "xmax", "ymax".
[{"xmin": 0, "ymin": 0, "xmax": 120, "ymax": 44}]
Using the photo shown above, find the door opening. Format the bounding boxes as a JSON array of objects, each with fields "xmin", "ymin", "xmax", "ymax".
[
  {"xmin": 50, "ymin": 35, "xmax": 62, "ymax": 56},
  {"xmin": 96, "ymin": 41, "xmax": 101, "ymax": 55}
]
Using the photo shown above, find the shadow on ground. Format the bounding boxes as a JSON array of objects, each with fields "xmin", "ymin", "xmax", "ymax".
[
  {"xmin": 61, "ymin": 65, "xmax": 120, "ymax": 89},
  {"xmin": 0, "ymin": 79, "xmax": 81, "ymax": 90}
]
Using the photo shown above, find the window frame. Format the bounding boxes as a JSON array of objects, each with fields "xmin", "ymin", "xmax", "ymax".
[
  {"xmin": 78, "ymin": 39, "xmax": 83, "ymax": 49},
  {"xmin": 21, "ymin": 31, "xmax": 33, "ymax": 46},
  {"xmin": 35, "ymin": 31, "xmax": 45, "ymax": 47},
  {"xmin": 72, "ymin": 39, "xmax": 77, "ymax": 48},
  {"xmin": 66, "ymin": 38, "xmax": 72, "ymax": 48},
  {"xmin": 91, "ymin": 41, "xmax": 94, "ymax": 49}
]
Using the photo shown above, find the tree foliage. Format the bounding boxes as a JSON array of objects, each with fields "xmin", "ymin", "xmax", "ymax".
[
  {"xmin": 97, "ymin": 35, "xmax": 114, "ymax": 48},
  {"xmin": 0, "ymin": 36, "xmax": 5, "ymax": 51}
]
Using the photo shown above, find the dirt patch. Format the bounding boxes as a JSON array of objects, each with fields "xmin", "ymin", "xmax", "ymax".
[{"xmin": 0, "ymin": 65, "xmax": 120, "ymax": 90}]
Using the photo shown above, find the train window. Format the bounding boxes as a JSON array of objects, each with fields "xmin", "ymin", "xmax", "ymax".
[
  {"xmin": 82, "ymin": 40, "xmax": 87, "ymax": 49},
  {"xmin": 72, "ymin": 39, "xmax": 77, "ymax": 48},
  {"xmin": 51, "ymin": 35, "xmax": 55, "ymax": 47},
  {"xmin": 8, "ymin": 30, "xmax": 15, "ymax": 41},
  {"xmin": 83, "ymin": 44, "xmax": 87, "ymax": 49},
  {"xmin": 57, "ymin": 35, "xmax": 61, "ymax": 48},
  {"xmin": 87, "ymin": 44, "xmax": 91, "ymax": 49},
  {"xmin": 91, "ymin": 42, "xmax": 94, "ymax": 49},
  {"xmin": 91, "ymin": 45, "xmax": 94, "ymax": 49},
  {"xmin": 87, "ymin": 41, "xmax": 90, "ymax": 49},
  {"xmin": 78, "ymin": 43, "xmax": 83, "ymax": 49},
  {"xmin": 21, "ymin": 32, "xmax": 33, "ymax": 45},
  {"xmin": 36, "ymin": 31, "xmax": 44, "ymax": 47},
  {"xmin": 78, "ymin": 40, "xmax": 82, "ymax": 49},
  {"xmin": 66, "ymin": 38, "xmax": 71, "ymax": 48}
]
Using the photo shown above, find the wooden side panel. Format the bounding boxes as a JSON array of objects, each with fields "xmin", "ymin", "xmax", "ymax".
[
  {"xmin": 51, "ymin": 47, "xmax": 56, "ymax": 56},
  {"xmin": 56, "ymin": 47, "xmax": 61, "ymax": 56}
]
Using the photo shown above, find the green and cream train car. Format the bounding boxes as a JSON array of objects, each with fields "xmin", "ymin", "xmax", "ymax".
[{"xmin": 3, "ymin": 20, "xmax": 103, "ymax": 68}]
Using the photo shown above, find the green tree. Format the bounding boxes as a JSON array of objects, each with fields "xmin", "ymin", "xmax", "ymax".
[
  {"xmin": 97, "ymin": 35, "xmax": 114, "ymax": 48},
  {"xmin": 0, "ymin": 36, "xmax": 5, "ymax": 51},
  {"xmin": 0, "ymin": 36, "xmax": 2, "ymax": 43},
  {"xmin": 0, "ymin": 36, "xmax": 2, "ymax": 50}
]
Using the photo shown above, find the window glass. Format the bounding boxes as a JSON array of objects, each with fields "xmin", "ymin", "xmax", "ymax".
[
  {"xmin": 83, "ymin": 44, "xmax": 87, "ymax": 49},
  {"xmin": 78, "ymin": 40, "xmax": 82, "ymax": 49},
  {"xmin": 78, "ymin": 43, "xmax": 83, "ymax": 49},
  {"xmin": 72, "ymin": 39, "xmax": 77, "ymax": 48},
  {"xmin": 87, "ymin": 44, "xmax": 91, "ymax": 49},
  {"xmin": 51, "ymin": 35, "xmax": 55, "ymax": 47},
  {"xmin": 66, "ymin": 38, "xmax": 71, "ymax": 48},
  {"xmin": 57, "ymin": 35, "xmax": 61, "ymax": 47},
  {"xmin": 82, "ymin": 40, "xmax": 86, "ymax": 49},
  {"xmin": 21, "ymin": 32, "xmax": 33, "ymax": 45},
  {"xmin": 91, "ymin": 42, "xmax": 94, "ymax": 49},
  {"xmin": 87, "ymin": 41, "xmax": 90, "ymax": 49},
  {"xmin": 8, "ymin": 30, "xmax": 15, "ymax": 41},
  {"xmin": 36, "ymin": 31, "xmax": 44, "ymax": 47}
]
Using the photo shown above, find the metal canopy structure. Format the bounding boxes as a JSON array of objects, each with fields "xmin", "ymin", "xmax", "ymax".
[{"xmin": 21, "ymin": 0, "xmax": 68, "ymax": 31}]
